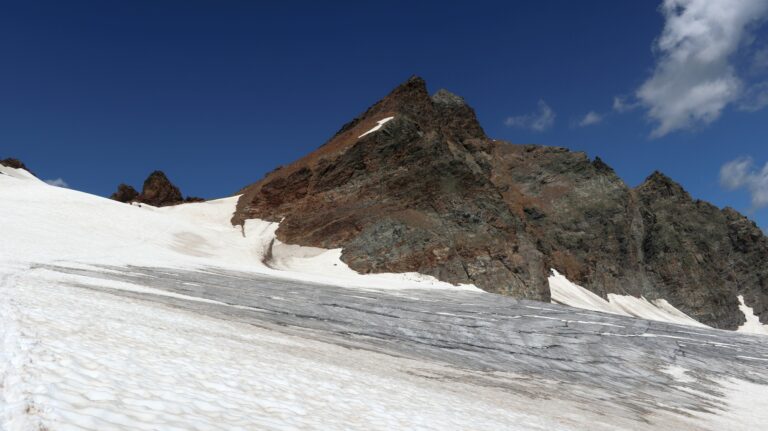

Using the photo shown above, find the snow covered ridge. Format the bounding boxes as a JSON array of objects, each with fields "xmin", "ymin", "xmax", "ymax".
[
  {"xmin": 0, "ymin": 164, "xmax": 477, "ymax": 292},
  {"xmin": 0, "ymin": 164, "xmax": 41, "ymax": 183}
]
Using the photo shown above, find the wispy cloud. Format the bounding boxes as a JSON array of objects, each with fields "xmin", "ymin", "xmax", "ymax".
[
  {"xmin": 720, "ymin": 157, "xmax": 768, "ymax": 209},
  {"xmin": 612, "ymin": 96, "xmax": 640, "ymax": 113},
  {"xmin": 637, "ymin": 0, "xmax": 768, "ymax": 137},
  {"xmin": 578, "ymin": 111, "xmax": 603, "ymax": 127},
  {"xmin": 504, "ymin": 100, "xmax": 556, "ymax": 131},
  {"xmin": 45, "ymin": 178, "xmax": 69, "ymax": 188},
  {"xmin": 738, "ymin": 81, "xmax": 768, "ymax": 112}
]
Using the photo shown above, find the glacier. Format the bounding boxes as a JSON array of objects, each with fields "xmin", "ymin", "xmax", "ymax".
[{"xmin": 2, "ymin": 165, "xmax": 768, "ymax": 430}]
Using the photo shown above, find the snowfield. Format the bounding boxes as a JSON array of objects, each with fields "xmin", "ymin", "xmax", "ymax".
[{"xmin": 2, "ymin": 166, "xmax": 768, "ymax": 430}]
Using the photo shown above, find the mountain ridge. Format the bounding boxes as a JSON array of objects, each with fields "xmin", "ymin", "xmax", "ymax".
[{"xmin": 173, "ymin": 78, "xmax": 768, "ymax": 328}]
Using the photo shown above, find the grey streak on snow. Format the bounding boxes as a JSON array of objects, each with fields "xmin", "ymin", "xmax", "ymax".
[{"xmin": 40, "ymin": 263, "xmax": 768, "ymax": 426}]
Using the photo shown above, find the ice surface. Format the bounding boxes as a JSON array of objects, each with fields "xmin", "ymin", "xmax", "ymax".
[{"xmin": 2, "ymin": 273, "xmax": 560, "ymax": 431}]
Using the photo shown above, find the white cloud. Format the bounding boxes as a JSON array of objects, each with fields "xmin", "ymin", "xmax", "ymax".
[
  {"xmin": 720, "ymin": 157, "xmax": 768, "ymax": 208},
  {"xmin": 578, "ymin": 111, "xmax": 603, "ymax": 127},
  {"xmin": 612, "ymin": 96, "xmax": 640, "ymax": 113},
  {"xmin": 504, "ymin": 100, "xmax": 555, "ymax": 131},
  {"xmin": 45, "ymin": 178, "xmax": 69, "ymax": 188},
  {"xmin": 637, "ymin": 0, "xmax": 768, "ymax": 137}
]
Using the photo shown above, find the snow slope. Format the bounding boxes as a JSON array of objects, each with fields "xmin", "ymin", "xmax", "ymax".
[
  {"xmin": 2, "ymin": 270, "xmax": 561, "ymax": 431},
  {"xmin": 737, "ymin": 295, "xmax": 768, "ymax": 336},
  {"xmin": 548, "ymin": 269, "xmax": 708, "ymax": 328},
  {"xmin": 0, "ymin": 168, "xmax": 476, "ymax": 292}
]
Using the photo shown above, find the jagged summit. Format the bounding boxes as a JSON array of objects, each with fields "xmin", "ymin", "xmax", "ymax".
[
  {"xmin": 637, "ymin": 170, "xmax": 691, "ymax": 199},
  {"xmin": 232, "ymin": 77, "xmax": 768, "ymax": 329},
  {"xmin": 431, "ymin": 89, "xmax": 467, "ymax": 106},
  {"xmin": 321, "ymin": 75, "xmax": 485, "ymax": 149}
]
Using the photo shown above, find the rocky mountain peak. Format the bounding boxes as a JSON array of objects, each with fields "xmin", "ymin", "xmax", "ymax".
[
  {"xmin": 431, "ymin": 89, "xmax": 467, "ymax": 106},
  {"xmin": 322, "ymin": 76, "xmax": 484, "ymax": 150},
  {"xmin": 232, "ymin": 77, "xmax": 768, "ymax": 329},
  {"xmin": 431, "ymin": 88, "xmax": 486, "ymax": 142},
  {"xmin": 636, "ymin": 170, "xmax": 691, "ymax": 200}
]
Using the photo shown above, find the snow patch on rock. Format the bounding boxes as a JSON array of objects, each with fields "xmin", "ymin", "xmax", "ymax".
[
  {"xmin": 737, "ymin": 295, "xmax": 768, "ymax": 336},
  {"xmin": 358, "ymin": 116, "xmax": 395, "ymax": 138},
  {"xmin": 548, "ymin": 269, "xmax": 707, "ymax": 328}
]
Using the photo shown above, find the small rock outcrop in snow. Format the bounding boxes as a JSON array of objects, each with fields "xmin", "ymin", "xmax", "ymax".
[
  {"xmin": 138, "ymin": 170, "xmax": 184, "ymax": 206},
  {"xmin": 0, "ymin": 157, "xmax": 33, "ymax": 176},
  {"xmin": 110, "ymin": 170, "xmax": 204, "ymax": 207},
  {"xmin": 110, "ymin": 183, "xmax": 140, "ymax": 203}
]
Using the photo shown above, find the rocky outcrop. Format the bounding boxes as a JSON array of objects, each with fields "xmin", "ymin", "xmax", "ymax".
[
  {"xmin": 110, "ymin": 171, "xmax": 202, "ymax": 207},
  {"xmin": 232, "ymin": 76, "xmax": 768, "ymax": 329},
  {"xmin": 1, "ymin": 158, "xmax": 34, "ymax": 175},
  {"xmin": 138, "ymin": 171, "xmax": 183, "ymax": 207},
  {"xmin": 110, "ymin": 184, "xmax": 140, "ymax": 203}
]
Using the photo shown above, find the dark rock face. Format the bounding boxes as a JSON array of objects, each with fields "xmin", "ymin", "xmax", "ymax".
[
  {"xmin": 139, "ymin": 171, "xmax": 183, "ymax": 207},
  {"xmin": 232, "ymin": 76, "xmax": 768, "ymax": 329},
  {"xmin": 110, "ymin": 171, "xmax": 202, "ymax": 207},
  {"xmin": 110, "ymin": 184, "xmax": 140, "ymax": 203},
  {"xmin": 1, "ymin": 158, "xmax": 33, "ymax": 175}
]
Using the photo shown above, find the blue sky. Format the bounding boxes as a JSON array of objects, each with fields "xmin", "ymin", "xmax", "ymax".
[{"xmin": 3, "ymin": 1, "xmax": 768, "ymax": 228}]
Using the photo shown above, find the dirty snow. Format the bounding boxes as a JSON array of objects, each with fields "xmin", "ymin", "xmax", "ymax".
[{"xmin": 1, "ymin": 271, "xmax": 562, "ymax": 431}]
